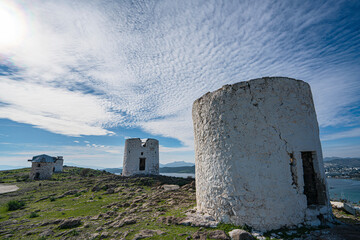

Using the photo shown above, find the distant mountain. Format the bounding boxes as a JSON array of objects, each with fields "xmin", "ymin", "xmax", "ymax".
[
  {"xmin": 160, "ymin": 161, "xmax": 195, "ymax": 168},
  {"xmin": 324, "ymin": 158, "xmax": 360, "ymax": 168},
  {"xmin": 0, "ymin": 165, "xmax": 27, "ymax": 171},
  {"xmin": 103, "ymin": 168, "xmax": 122, "ymax": 174},
  {"xmin": 324, "ymin": 157, "xmax": 342, "ymax": 161},
  {"xmin": 160, "ymin": 166, "xmax": 195, "ymax": 174}
]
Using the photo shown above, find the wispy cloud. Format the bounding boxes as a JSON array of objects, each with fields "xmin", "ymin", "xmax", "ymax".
[
  {"xmin": 0, "ymin": 144, "xmax": 123, "ymax": 167},
  {"xmin": 159, "ymin": 145, "xmax": 193, "ymax": 153},
  {"xmin": 0, "ymin": 0, "xmax": 359, "ymax": 149},
  {"xmin": 322, "ymin": 143, "xmax": 360, "ymax": 158},
  {"xmin": 322, "ymin": 127, "xmax": 360, "ymax": 141},
  {"xmin": 0, "ymin": 78, "xmax": 115, "ymax": 136}
]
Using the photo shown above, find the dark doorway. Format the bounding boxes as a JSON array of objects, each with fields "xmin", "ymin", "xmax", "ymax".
[
  {"xmin": 301, "ymin": 151, "xmax": 326, "ymax": 206},
  {"xmin": 35, "ymin": 172, "xmax": 40, "ymax": 179},
  {"xmin": 53, "ymin": 167, "xmax": 55, "ymax": 172},
  {"xmin": 139, "ymin": 158, "xmax": 146, "ymax": 171}
]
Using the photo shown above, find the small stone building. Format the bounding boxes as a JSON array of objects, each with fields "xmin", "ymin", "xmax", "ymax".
[
  {"xmin": 28, "ymin": 154, "xmax": 64, "ymax": 180},
  {"xmin": 122, "ymin": 138, "xmax": 159, "ymax": 176},
  {"xmin": 192, "ymin": 77, "xmax": 332, "ymax": 231}
]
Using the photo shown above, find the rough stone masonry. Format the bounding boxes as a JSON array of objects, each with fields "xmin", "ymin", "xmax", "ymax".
[
  {"xmin": 122, "ymin": 138, "xmax": 159, "ymax": 176},
  {"xmin": 192, "ymin": 77, "xmax": 333, "ymax": 231}
]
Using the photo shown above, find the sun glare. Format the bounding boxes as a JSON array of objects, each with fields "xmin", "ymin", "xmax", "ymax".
[{"xmin": 0, "ymin": 2, "xmax": 26, "ymax": 50}]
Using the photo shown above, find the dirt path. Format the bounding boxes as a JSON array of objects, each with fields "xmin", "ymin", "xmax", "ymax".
[{"xmin": 0, "ymin": 184, "xmax": 19, "ymax": 194}]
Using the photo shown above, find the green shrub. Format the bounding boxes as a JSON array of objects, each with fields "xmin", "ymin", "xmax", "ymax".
[
  {"xmin": 80, "ymin": 168, "xmax": 91, "ymax": 177},
  {"xmin": 29, "ymin": 212, "xmax": 39, "ymax": 218},
  {"xmin": 16, "ymin": 174, "xmax": 29, "ymax": 182},
  {"xmin": 157, "ymin": 206, "xmax": 166, "ymax": 212},
  {"xmin": 68, "ymin": 230, "xmax": 79, "ymax": 236},
  {"xmin": 6, "ymin": 200, "xmax": 25, "ymax": 211}
]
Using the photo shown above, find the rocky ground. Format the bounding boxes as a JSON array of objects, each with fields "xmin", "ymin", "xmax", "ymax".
[{"xmin": 0, "ymin": 167, "xmax": 359, "ymax": 240}]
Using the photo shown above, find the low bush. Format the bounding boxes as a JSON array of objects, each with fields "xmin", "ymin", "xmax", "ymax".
[
  {"xmin": 79, "ymin": 168, "xmax": 91, "ymax": 177},
  {"xmin": 29, "ymin": 212, "xmax": 39, "ymax": 218},
  {"xmin": 6, "ymin": 200, "xmax": 25, "ymax": 211},
  {"xmin": 68, "ymin": 230, "xmax": 79, "ymax": 236}
]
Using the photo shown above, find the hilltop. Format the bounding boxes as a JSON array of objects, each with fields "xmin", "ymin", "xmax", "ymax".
[
  {"xmin": 0, "ymin": 167, "xmax": 359, "ymax": 240},
  {"xmin": 324, "ymin": 158, "xmax": 360, "ymax": 168},
  {"xmin": 324, "ymin": 158, "xmax": 360, "ymax": 179}
]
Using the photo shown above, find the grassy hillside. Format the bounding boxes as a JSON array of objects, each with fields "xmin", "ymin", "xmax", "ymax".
[
  {"xmin": 0, "ymin": 167, "xmax": 359, "ymax": 240},
  {"xmin": 0, "ymin": 167, "xmax": 228, "ymax": 240}
]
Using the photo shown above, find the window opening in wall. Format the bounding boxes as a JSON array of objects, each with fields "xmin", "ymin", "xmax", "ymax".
[
  {"xmin": 37, "ymin": 164, "xmax": 41, "ymax": 167},
  {"xmin": 53, "ymin": 167, "xmax": 55, "ymax": 172},
  {"xmin": 141, "ymin": 152, "xmax": 143, "ymax": 155},
  {"xmin": 301, "ymin": 151, "xmax": 326, "ymax": 206},
  {"xmin": 139, "ymin": 158, "xmax": 146, "ymax": 171},
  {"xmin": 35, "ymin": 172, "xmax": 40, "ymax": 179}
]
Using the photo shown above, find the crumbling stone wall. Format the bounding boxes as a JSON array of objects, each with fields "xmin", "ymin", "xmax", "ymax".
[
  {"xmin": 30, "ymin": 162, "xmax": 54, "ymax": 180},
  {"xmin": 192, "ymin": 77, "xmax": 332, "ymax": 231},
  {"xmin": 122, "ymin": 138, "xmax": 159, "ymax": 176},
  {"xmin": 54, "ymin": 159, "xmax": 63, "ymax": 172}
]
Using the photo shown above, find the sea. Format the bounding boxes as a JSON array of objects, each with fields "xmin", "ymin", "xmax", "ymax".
[
  {"xmin": 327, "ymin": 178, "xmax": 360, "ymax": 204},
  {"xmin": 116, "ymin": 172, "xmax": 360, "ymax": 204}
]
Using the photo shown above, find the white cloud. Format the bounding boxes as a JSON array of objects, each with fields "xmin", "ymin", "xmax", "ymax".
[
  {"xmin": 141, "ymin": 113, "xmax": 194, "ymax": 148},
  {"xmin": 0, "ymin": 78, "xmax": 115, "ymax": 136},
  {"xmin": 322, "ymin": 143, "xmax": 360, "ymax": 158},
  {"xmin": 160, "ymin": 145, "xmax": 193, "ymax": 153},
  {"xmin": 0, "ymin": 0, "xmax": 359, "ymax": 150},
  {"xmin": 0, "ymin": 144, "xmax": 123, "ymax": 168},
  {"xmin": 321, "ymin": 128, "xmax": 360, "ymax": 141}
]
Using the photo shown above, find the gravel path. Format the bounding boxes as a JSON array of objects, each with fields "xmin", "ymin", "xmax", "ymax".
[{"xmin": 0, "ymin": 184, "xmax": 19, "ymax": 194}]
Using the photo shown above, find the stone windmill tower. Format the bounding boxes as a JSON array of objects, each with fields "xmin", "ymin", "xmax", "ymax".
[
  {"xmin": 122, "ymin": 138, "xmax": 159, "ymax": 176},
  {"xmin": 192, "ymin": 77, "xmax": 332, "ymax": 231}
]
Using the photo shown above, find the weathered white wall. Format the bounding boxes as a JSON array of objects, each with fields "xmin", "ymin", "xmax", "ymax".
[
  {"xmin": 192, "ymin": 77, "xmax": 332, "ymax": 231},
  {"xmin": 30, "ymin": 162, "xmax": 54, "ymax": 180},
  {"xmin": 54, "ymin": 159, "xmax": 63, "ymax": 172},
  {"xmin": 122, "ymin": 138, "xmax": 159, "ymax": 176}
]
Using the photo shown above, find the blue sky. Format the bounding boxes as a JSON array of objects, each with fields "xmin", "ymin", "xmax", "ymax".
[{"xmin": 0, "ymin": 0, "xmax": 359, "ymax": 168}]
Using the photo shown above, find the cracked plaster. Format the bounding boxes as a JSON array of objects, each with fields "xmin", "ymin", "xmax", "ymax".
[{"xmin": 192, "ymin": 77, "xmax": 333, "ymax": 231}]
